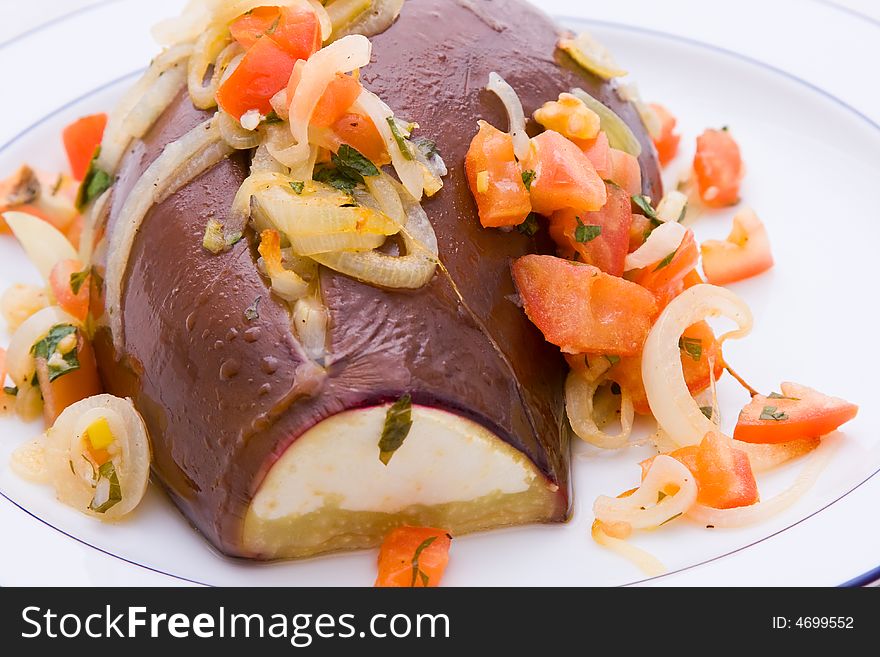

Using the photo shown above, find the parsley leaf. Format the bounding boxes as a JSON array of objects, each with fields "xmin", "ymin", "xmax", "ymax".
[
  {"xmin": 759, "ymin": 406, "xmax": 788, "ymax": 421},
  {"xmin": 263, "ymin": 110, "xmax": 284, "ymax": 124},
  {"xmin": 313, "ymin": 165, "xmax": 360, "ymax": 192},
  {"xmin": 699, "ymin": 406, "xmax": 714, "ymax": 420},
  {"xmin": 410, "ymin": 535, "xmax": 438, "ymax": 587},
  {"xmin": 69, "ymin": 268, "xmax": 90, "ymax": 295},
  {"xmin": 412, "ymin": 137, "xmax": 439, "ymax": 160},
  {"xmin": 203, "ymin": 219, "xmax": 242, "ymax": 254},
  {"xmin": 89, "ymin": 461, "xmax": 122, "ymax": 513},
  {"xmin": 768, "ymin": 391, "xmax": 800, "ymax": 401},
  {"xmin": 378, "ymin": 394, "xmax": 413, "ymax": 465},
  {"xmin": 386, "ymin": 117, "xmax": 414, "ymax": 161},
  {"xmin": 574, "ymin": 218, "xmax": 602, "ymax": 243},
  {"xmin": 31, "ymin": 324, "xmax": 80, "ymax": 382},
  {"xmin": 521, "ymin": 170, "xmax": 536, "ymax": 190},
  {"xmin": 678, "ymin": 336, "xmax": 703, "ymax": 361},
  {"xmin": 653, "ymin": 248, "xmax": 678, "ymax": 272},
  {"xmin": 516, "ymin": 213, "xmax": 540, "ymax": 237},
  {"xmin": 632, "ymin": 194, "xmax": 659, "ymax": 224},
  {"xmin": 289, "ymin": 180, "xmax": 305, "ymax": 194},
  {"xmin": 76, "ymin": 147, "xmax": 113, "ymax": 211},
  {"xmin": 604, "ymin": 355, "xmax": 620, "ymax": 366},
  {"xmin": 334, "ymin": 144, "xmax": 380, "ymax": 178}
]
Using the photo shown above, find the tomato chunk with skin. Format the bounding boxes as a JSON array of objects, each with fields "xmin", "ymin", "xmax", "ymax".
[
  {"xmin": 328, "ymin": 112, "xmax": 389, "ymax": 165},
  {"xmin": 231, "ymin": 6, "xmax": 321, "ymax": 61},
  {"xmin": 694, "ymin": 128, "xmax": 743, "ymax": 208},
  {"xmin": 512, "ymin": 255, "xmax": 659, "ymax": 356},
  {"xmin": 521, "ymin": 130, "xmax": 606, "ymax": 215},
  {"xmin": 375, "ymin": 526, "xmax": 451, "ymax": 587},
  {"xmin": 49, "ymin": 259, "xmax": 89, "ymax": 323},
  {"xmin": 309, "ymin": 74, "xmax": 362, "ymax": 127},
  {"xmin": 607, "ymin": 321, "xmax": 724, "ymax": 415},
  {"xmin": 62, "ymin": 114, "xmax": 107, "ymax": 180},
  {"xmin": 734, "ymin": 382, "xmax": 858, "ymax": 444},
  {"xmin": 217, "ymin": 35, "xmax": 300, "ymax": 119},
  {"xmin": 607, "ymin": 148, "xmax": 642, "ymax": 196},
  {"xmin": 701, "ymin": 208, "xmax": 773, "ymax": 285},
  {"xmin": 575, "ymin": 130, "xmax": 611, "ymax": 179},
  {"xmin": 648, "ymin": 103, "xmax": 680, "ymax": 166},
  {"xmin": 36, "ymin": 331, "xmax": 103, "ymax": 426},
  {"xmin": 631, "ymin": 229, "xmax": 699, "ymax": 308},
  {"xmin": 549, "ymin": 182, "xmax": 632, "ymax": 276},
  {"xmin": 465, "ymin": 121, "xmax": 531, "ymax": 228},
  {"xmin": 641, "ymin": 431, "xmax": 759, "ymax": 509}
]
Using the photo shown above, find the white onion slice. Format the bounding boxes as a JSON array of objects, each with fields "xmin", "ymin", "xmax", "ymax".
[
  {"xmin": 733, "ymin": 437, "xmax": 821, "ymax": 474},
  {"xmin": 486, "ymin": 72, "xmax": 529, "ymax": 161},
  {"xmin": 6, "ymin": 306, "xmax": 80, "ymax": 388},
  {"xmin": 105, "ymin": 117, "xmax": 233, "ymax": 349},
  {"xmin": 687, "ymin": 435, "xmax": 839, "ymax": 528},
  {"xmin": 656, "ymin": 190, "xmax": 689, "ymax": 224},
  {"xmin": 624, "ymin": 221, "xmax": 686, "ymax": 272},
  {"xmin": 591, "ymin": 522, "xmax": 666, "ymax": 577},
  {"xmin": 642, "ymin": 285, "xmax": 753, "ymax": 448},
  {"xmin": 353, "ymin": 89, "xmax": 425, "ymax": 199},
  {"xmin": 566, "ymin": 370, "xmax": 635, "ymax": 449},
  {"xmin": 332, "ymin": 0, "xmax": 403, "ymax": 39},
  {"xmin": 189, "ymin": 30, "xmax": 239, "ymax": 110},
  {"xmin": 292, "ymin": 297, "xmax": 328, "ymax": 361},
  {"xmin": 10, "ymin": 437, "xmax": 50, "ymax": 484},
  {"xmin": 287, "ymin": 34, "xmax": 372, "ymax": 168},
  {"xmin": 44, "ymin": 395, "xmax": 151, "ymax": 521},
  {"xmin": 218, "ymin": 111, "xmax": 262, "ymax": 149},
  {"xmin": 593, "ymin": 455, "xmax": 697, "ymax": 529},
  {"xmin": 78, "ymin": 188, "xmax": 112, "ymax": 265},
  {"xmin": 3, "ymin": 211, "xmax": 78, "ymax": 283}
]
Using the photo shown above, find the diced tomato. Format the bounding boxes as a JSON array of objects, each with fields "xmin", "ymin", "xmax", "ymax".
[
  {"xmin": 631, "ymin": 229, "xmax": 699, "ymax": 307},
  {"xmin": 62, "ymin": 114, "xmax": 107, "ymax": 180},
  {"xmin": 217, "ymin": 35, "xmax": 300, "ymax": 119},
  {"xmin": 576, "ymin": 130, "xmax": 611, "ymax": 179},
  {"xmin": 648, "ymin": 103, "xmax": 680, "ymax": 166},
  {"xmin": 700, "ymin": 208, "xmax": 773, "ymax": 285},
  {"xmin": 65, "ymin": 214, "xmax": 84, "ymax": 250},
  {"xmin": 607, "ymin": 148, "xmax": 642, "ymax": 196},
  {"xmin": 608, "ymin": 321, "xmax": 723, "ymax": 414},
  {"xmin": 49, "ymin": 259, "xmax": 90, "ymax": 323},
  {"xmin": 375, "ymin": 526, "xmax": 452, "ymax": 587},
  {"xmin": 734, "ymin": 382, "xmax": 858, "ymax": 444},
  {"xmin": 310, "ymin": 74, "xmax": 362, "ymax": 127},
  {"xmin": 694, "ymin": 128, "xmax": 743, "ymax": 208},
  {"xmin": 328, "ymin": 112, "xmax": 389, "ymax": 165},
  {"xmin": 465, "ymin": 121, "xmax": 532, "ymax": 228},
  {"xmin": 512, "ymin": 254, "xmax": 659, "ymax": 356},
  {"xmin": 549, "ymin": 182, "xmax": 632, "ymax": 276},
  {"xmin": 231, "ymin": 6, "xmax": 321, "ymax": 61},
  {"xmin": 36, "ymin": 331, "xmax": 103, "ymax": 426},
  {"xmin": 521, "ymin": 130, "xmax": 606, "ymax": 215},
  {"xmin": 628, "ymin": 211, "xmax": 652, "ymax": 253},
  {"xmin": 641, "ymin": 431, "xmax": 759, "ymax": 509}
]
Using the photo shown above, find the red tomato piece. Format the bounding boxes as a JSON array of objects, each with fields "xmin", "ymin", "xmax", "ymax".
[
  {"xmin": 694, "ymin": 128, "xmax": 743, "ymax": 207},
  {"xmin": 576, "ymin": 130, "xmax": 611, "ymax": 179},
  {"xmin": 36, "ymin": 330, "xmax": 103, "ymax": 426},
  {"xmin": 512, "ymin": 254, "xmax": 659, "ymax": 356},
  {"xmin": 607, "ymin": 148, "xmax": 642, "ymax": 196},
  {"xmin": 631, "ymin": 229, "xmax": 699, "ymax": 308},
  {"xmin": 62, "ymin": 114, "xmax": 107, "ymax": 180},
  {"xmin": 328, "ymin": 112, "xmax": 390, "ymax": 165},
  {"xmin": 231, "ymin": 6, "xmax": 321, "ymax": 61},
  {"xmin": 648, "ymin": 103, "xmax": 680, "ymax": 166},
  {"xmin": 607, "ymin": 321, "xmax": 724, "ymax": 415},
  {"xmin": 549, "ymin": 182, "xmax": 632, "ymax": 276},
  {"xmin": 217, "ymin": 35, "xmax": 300, "ymax": 119},
  {"xmin": 701, "ymin": 208, "xmax": 773, "ymax": 285},
  {"xmin": 375, "ymin": 526, "xmax": 452, "ymax": 587},
  {"xmin": 229, "ymin": 6, "xmax": 280, "ymax": 48},
  {"xmin": 734, "ymin": 382, "xmax": 858, "ymax": 444},
  {"xmin": 310, "ymin": 74, "xmax": 362, "ymax": 127},
  {"xmin": 49, "ymin": 259, "xmax": 89, "ymax": 323},
  {"xmin": 521, "ymin": 130, "xmax": 606, "ymax": 215},
  {"xmin": 465, "ymin": 121, "xmax": 532, "ymax": 228}
]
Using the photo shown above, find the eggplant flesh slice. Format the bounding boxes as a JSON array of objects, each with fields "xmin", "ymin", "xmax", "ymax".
[{"xmin": 94, "ymin": 0, "xmax": 661, "ymax": 560}]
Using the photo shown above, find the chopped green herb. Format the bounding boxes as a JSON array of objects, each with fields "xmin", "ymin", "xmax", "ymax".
[
  {"xmin": 410, "ymin": 535, "xmax": 438, "ymax": 587},
  {"xmin": 653, "ymin": 248, "xmax": 678, "ymax": 272},
  {"xmin": 313, "ymin": 165, "xmax": 360, "ymax": 192},
  {"xmin": 657, "ymin": 490, "xmax": 667, "ymax": 502},
  {"xmin": 244, "ymin": 296, "xmax": 262, "ymax": 322},
  {"xmin": 3, "ymin": 385, "xmax": 18, "ymax": 397},
  {"xmin": 516, "ymin": 213, "xmax": 540, "ymax": 237},
  {"xmin": 76, "ymin": 147, "xmax": 113, "ymax": 211},
  {"xmin": 202, "ymin": 219, "xmax": 242, "ymax": 254},
  {"xmin": 31, "ymin": 324, "xmax": 80, "ymax": 382},
  {"xmin": 378, "ymin": 393, "xmax": 413, "ymax": 465},
  {"xmin": 759, "ymin": 406, "xmax": 788, "ymax": 421},
  {"xmin": 768, "ymin": 391, "xmax": 800, "ymax": 401},
  {"xmin": 331, "ymin": 144, "xmax": 379, "ymax": 185},
  {"xmin": 678, "ymin": 336, "xmax": 703, "ymax": 361},
  {"xmin": 604, "ymin": 355, "xmax": 620, "ymax": 366},
  {"xmin": 89, "ymin": 461, "xmax": 122, "ymax": 513},
  {"xmin": 677, "ymin": 202, "xmax": 688, "ymax": 223},
  {"xmin": 69, "ymin": 268, "xmax": 90, "ymax": 295},
  {"xmin": 289, "ymin": 180, "xmax": 305, "ymax": 194},
  {"xmin": 699, "ymin": 406, "xmax": 714, "ymax": 420},
  {"xmin": 574, "ymin": 218, "xmax": 602, "ymax": 243},
  {"xmin": 659, "ymin": 512, "xmax": 683, "ymax": 526},
  {"xmin": 632, "ymin": 194, "xmax": 659, "ymax": 223},
  {"xmin": 412, "ymin": 137, "xmax": 439, "ymax": 160},
  {"xmin": 521, "ymin": 169, "xmax": 536, "ymax": 190},
  {"xmin": 386, "ymin": 117, "xmax": 414, "ymax": 160},
  {"xmin": 263, "ymin": 110, "xmax": 284, "ymax": 124}
]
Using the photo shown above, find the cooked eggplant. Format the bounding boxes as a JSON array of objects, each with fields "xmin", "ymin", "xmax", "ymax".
[{"xmin": 92, "ymin": 0, "xmax": 661, "ymax": 559}]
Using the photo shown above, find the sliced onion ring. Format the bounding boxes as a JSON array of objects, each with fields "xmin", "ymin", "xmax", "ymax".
[
  {"xmin": 6, "ymin": 306, "xmax": 80, "ymax": 389},
  {"xmin": 642, "ymin": 284, "xmax": 753, "ymax": 448},
  {"xmin": 570, "ymin": 87, "xmax": 642, "ymax": 158},
  {"xmin": 486, "ymin": 72, "xmax": 529, "ymax": 161},
  {"xmin": 624, "ymin": 221, "xmax": 686, "ymax": 272},
  {"xmin": 566, "ymin": 370, "xmax": 635, "ymax": 449}
]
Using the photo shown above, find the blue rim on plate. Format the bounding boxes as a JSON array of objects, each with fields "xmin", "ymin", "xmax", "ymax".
[{"xmin": 0, "ymin": 2, "xmax": 877, "ymax": 587}]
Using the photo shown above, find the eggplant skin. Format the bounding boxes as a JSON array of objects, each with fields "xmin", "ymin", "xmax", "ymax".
[{"xmin": 93, "ymin": 0, "xmax": 662, "ymax": 558}]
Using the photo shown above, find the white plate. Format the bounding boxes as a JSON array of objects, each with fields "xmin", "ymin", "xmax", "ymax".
[{"xmin": 1, "ymin": 0, "xmax": 879, "ymax": 586}]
